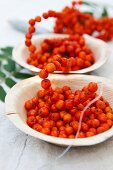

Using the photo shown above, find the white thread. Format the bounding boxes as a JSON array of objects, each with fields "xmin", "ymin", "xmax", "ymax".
[{"xmin": 38, "ymin": 82, "xmax": 103, "ymax": 170}]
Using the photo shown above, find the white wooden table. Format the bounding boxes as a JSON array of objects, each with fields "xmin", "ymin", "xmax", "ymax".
[{"xmin": 1, "ymin": 0, "xmax": 113, "ymax": 170}]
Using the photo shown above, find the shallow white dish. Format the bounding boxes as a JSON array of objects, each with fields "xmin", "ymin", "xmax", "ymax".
[
  {"xmin": 5, "ymin": 74, "xmax": 113, "ymax": 146},
  {"xmin": 13, "ymin": 33, "xmax": 110, "ymax": 74}
]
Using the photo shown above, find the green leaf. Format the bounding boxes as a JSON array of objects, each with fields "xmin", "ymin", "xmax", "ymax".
[
  {"xmin": 13, "ymin": 72, "xmax": 33, "ymax": 79},
  {"xmin": 1, "ymin": 47, "xmax": 13, "ymax": 56},
  {"xmin": 4, "ymin": 59, "xmax": 16, "ymax": 72},
  {"xmin": 101, "ymin": 7, "xmax": 108, "ymax": 17},
  {"xmin": 0, "ymin": 85, "xmax": 6, "ymax": 102},
  {"xmin": 84, "ymin": 11, "xmax": 93, "ymax": 15},
  {"xmin": 0, "ymin": 54, "xmax": 8, "ymax": 60},
  {"xmin": 0, "ymin": 71, "xmax": 6, "ymax": 78},
  {"xmin": 5, "ymin": 77, "xmax": 16, "ymax": 88}
]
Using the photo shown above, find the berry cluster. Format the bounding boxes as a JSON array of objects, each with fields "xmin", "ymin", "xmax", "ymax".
[
  {"xmin": 25, "ymin": 0, "xmax": 113, "ymax": 65},
  {"xmin": 54, "ymin": 1, "xmax": 113, "ymax": 41},
  {"xmin": 26, "ymin": 35, "xmax": 94, "ymax": 72},
  {"xmin": 25, "ymin": 82, "xmax": 113, "ymax": 138}
]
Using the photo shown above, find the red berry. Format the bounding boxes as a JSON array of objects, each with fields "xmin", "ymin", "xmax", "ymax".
[
  {"xmin": 25, "ymin": 33, "xmax": 32, "ymax": 39},
  {"xmin": 63, "ymin": 114, "xmax": 72, "ymax": 123},
  {"xmin": 25, "ymin": 39, "xmax": 31, "ymax": 47},
  {"xmin": 27, "ymin": 116, "xmax": 37, "ymax": 127},
  {"xmin": 65, "ymin": 126, "xmax": 74, "ymax": 135},
  {"xmin": 65, "ymin": 99, "xmax": 73, "ymax": 110},
  {"xmin": 28, "ymin": 26, "xmax": 35, "ymax": 33},
  {"xmin": 35, "ymin": 16, "xmax": 41, "ymax": 22},
  {"xmin": 91, "ymin": 119, "xmax": 100, "ymax": 128},
  {"xmin": 37, "ymin": 90, "xmax": 45, "ymax": 98},
  {"xmin": 33, "ymin": 123, "xmax": 42, "ymax": 132},
  {"xmin": 97, "ymin": 126, "xmax": 105, "ymax": 134},
  {"xmin": 39, "ymin": 107, "xmax": 49, "ymax": 117},
  {"xmin": 29, "ymin": 19, "xmax": 35, "ymax": 26},
  {"xmin": 27, "ymin": 109, "xmax": 37, "ymax": 117},
  {"xmin": 25, "ymin": 100, "xmax": 33, "ymax": 110},
  {"xmin": 81, "ymin": 122, "xmax": 89, "ymax": 132},
  {"xmin": 51, "ymin": 130, "xmax": 59, "ymax": 137},
  {"xmin": 88, "ymin": 82, "xmax": 98, "ymax": 92},
  {"xmin": 77, "ymin": 131, "xmax": 85, "ymax": 138},
  {"xmin": 39, "ymin": 69, "xmax": 48, "ymax": 79},
  {"xmin": 56, "ymin": 120, "xmax": 64, "ymax": 128},
  {"xmin": 29, "ymin": 45, "xmax": 36, "ymax": 53},
  {"xmin": 45, "ymin": 63, "xmax": 56, "ymax": 73},
  {"xmin": 96, "ymin": 100, "xmax": 106, "ymax": 110},
  {"xmin": 50, "ymin": 112, "xmax": 60, "ymax": 121},
  {"xmin": 89, "ymin": 128, "xmax": 96, "ymax": 134},
  {"xmin": 43, "ymin": 121, "xmax": 51, "ymax": 129},
  {"xmin": 98, "ymin": 113, "xmax": 107, "ymax": 123},
  {"xmin": 56, "ymin": 100, "xmax": 65, "ymax": 110},
  {"xmin": 41, "ymin": 128, "xmax": 50, "ymax": 135},
  {"xmin": 86, "ymin": 131, "xmax": 95, "ymax": 137},
  {"xmin": 41, "ymin": 79, "xmax": 51, "ymax": 89}
]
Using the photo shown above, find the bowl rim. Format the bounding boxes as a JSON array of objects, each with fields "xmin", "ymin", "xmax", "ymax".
[
  {"xmin": 5, "ymin": 74, "xmax": 113, "ymax": 146},
  {"xmin": 12, "ymin": 33, "xmax": 110, "ymax": 74}
]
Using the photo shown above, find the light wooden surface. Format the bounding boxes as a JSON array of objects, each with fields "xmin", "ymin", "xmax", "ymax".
[{"xmin": 1, "ymin": 0, "xmax": 113, "ymax": 170}]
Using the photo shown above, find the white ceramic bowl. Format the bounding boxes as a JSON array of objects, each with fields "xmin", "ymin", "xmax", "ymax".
[
  {"xmin": 13, "ymin": 33, "xmax": 110, "ymax": 74},
  {"xmin": 5, "ymin": 74, "xmax": 113, "ymax": 146}
]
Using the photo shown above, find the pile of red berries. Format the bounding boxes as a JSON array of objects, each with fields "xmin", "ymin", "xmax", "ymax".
[
  {"xmin": 54, "ymin": 1, "xmax": 96, "ymax": 36},
  {"xmin": 26, "ymin": 35, "xmax": 94, "ymax": 72},
  {"xmin": 25, "ymin": 7, "xmax": 95, "ymax": 72},
  {"xmin": 25, "ymin": 81, "xmax": 113, "ymax": 138},
  {"xmin": 54, "ymin": 1, "xmax": 113, "ymax": 41}
]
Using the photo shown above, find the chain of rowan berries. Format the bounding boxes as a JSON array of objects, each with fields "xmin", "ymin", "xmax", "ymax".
[{"xmin": 25, "ymin": 10, "xmax": 61, "ymax": 52}]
